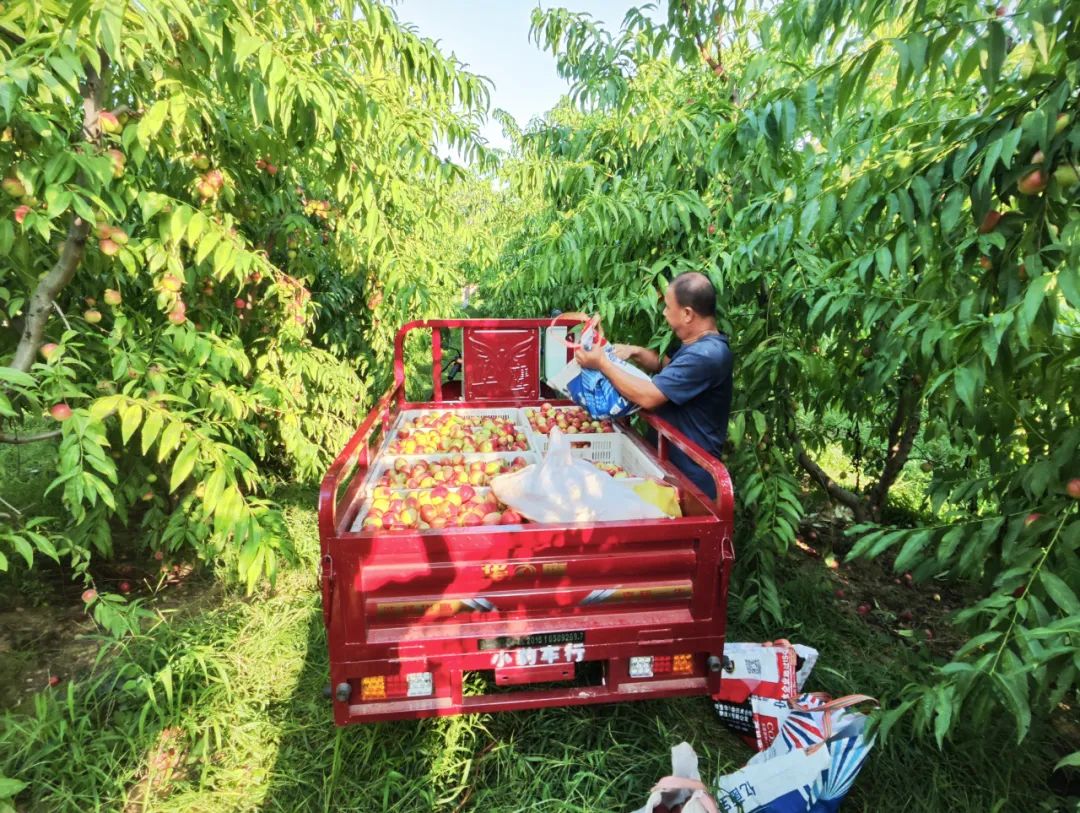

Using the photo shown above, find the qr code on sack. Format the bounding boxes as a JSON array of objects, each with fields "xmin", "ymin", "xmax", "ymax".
[{"xmin": 745, "ymin": 658, "xmax": 762, "ymax": 675}]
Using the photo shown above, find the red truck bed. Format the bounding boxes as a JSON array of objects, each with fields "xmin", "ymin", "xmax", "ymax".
[{"xmin": 318, "ymin": 319, "xmax": 734, "ymax": 724}]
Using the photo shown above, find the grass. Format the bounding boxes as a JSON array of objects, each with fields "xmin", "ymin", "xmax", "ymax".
[
  {"xmin": 0, "ymin": 483, "xmax": 1073, "ymax": 812},
  {"xmin": 0, "ymin": 416, "xmax": 62, "ymax": 517}
]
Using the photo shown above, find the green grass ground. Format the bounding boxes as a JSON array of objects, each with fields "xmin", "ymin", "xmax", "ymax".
[{"xmin": 0, "ymin": 483, "xmax": 1073, "ymax": 812}]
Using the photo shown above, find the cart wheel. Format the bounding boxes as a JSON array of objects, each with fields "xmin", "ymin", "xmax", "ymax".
[{"xmin": 322, "ymin": 683, "xmax": 332, "ymax": 700}]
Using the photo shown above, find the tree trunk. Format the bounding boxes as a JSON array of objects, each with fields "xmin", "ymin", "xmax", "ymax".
[
  {"xmin": 7, "ymin": 53, "xmax": 109, "ymax": 375},
  {"xmin": 866, "ymin": 381, "xmax": 923, "ymax": 520}
]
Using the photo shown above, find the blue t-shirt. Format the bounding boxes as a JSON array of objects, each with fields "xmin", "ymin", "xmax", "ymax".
[{"xmin": 651, "ymin": 333, "xmax": 733, "ymax": 499}]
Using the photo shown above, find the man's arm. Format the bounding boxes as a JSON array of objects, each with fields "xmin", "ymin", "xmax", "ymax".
[
  {"xmin": 576, "ymin": 346, "xmax": 668, "ymax": 410},
  {"xmin": 612, "ymin": 344, "xmax": 670, "ymax": 374}
]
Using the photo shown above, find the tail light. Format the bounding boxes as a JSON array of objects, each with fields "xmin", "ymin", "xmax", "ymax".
[
  {"xmin": 360, "ymin": 672, "xmax": 434, "ymax": 701},
  {"xmin": 629, "ymin": 654, "xmax": 694, "ymax": 679}
]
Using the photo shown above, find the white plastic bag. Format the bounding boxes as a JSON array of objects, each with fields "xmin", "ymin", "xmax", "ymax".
[
  {"xmin": 631, "ymin": 742, "xmax": 719, "ymax": 813},
  {"xmin": 491, "ymin": 428, "xmax": 667, "ymax": 523}
]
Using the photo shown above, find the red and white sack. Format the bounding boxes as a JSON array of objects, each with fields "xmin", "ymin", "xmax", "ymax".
[{"xmin": 713, "ymin": 640, "xmax": 819, "ymax": 751}]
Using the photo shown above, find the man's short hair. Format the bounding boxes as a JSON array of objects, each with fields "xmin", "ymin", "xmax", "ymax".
[{"xmin": 670, "ymin": 272, "xmax": 716, "ymax": 318}]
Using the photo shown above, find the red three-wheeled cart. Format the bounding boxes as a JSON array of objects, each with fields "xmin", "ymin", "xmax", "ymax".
[{"xmin": 318, "ymin": 318, "xmax": 734, "ymax": 724}]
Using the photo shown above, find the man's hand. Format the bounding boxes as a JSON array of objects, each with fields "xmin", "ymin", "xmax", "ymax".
[
  {"xmin": 575, "ymin": 342, "xmax": 668, "ymax": 410},
  {"xmin": 575, "ymin": 344, "xmax": 606, "ymax": 370},
  {"xmin": 609, "ymin": 343, "xmax": 665, "ymax": 374}
]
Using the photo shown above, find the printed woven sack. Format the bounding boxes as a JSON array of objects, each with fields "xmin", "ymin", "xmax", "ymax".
[
  {"xmin": 713, "ymin": 641, "xmax": 819, "ymax": 751},
  {"xmin": 744, "ymin": 693, "xmax": 877, "ymax": 812},
  {"xmin": 546, "ymin": 315, "xmax": 652, "ymax": 419},
  {"xmin": 631, "ymin": 693, "xmax": 876, "ymax": 813},
  {"xmin": 712, "ymin": 693, "xmax": 876, "ymax": 813}
]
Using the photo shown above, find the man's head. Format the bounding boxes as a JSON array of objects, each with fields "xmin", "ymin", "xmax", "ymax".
[{"xmin": 663, "ymin": 272, "xmax": 717, "ymax": 339}]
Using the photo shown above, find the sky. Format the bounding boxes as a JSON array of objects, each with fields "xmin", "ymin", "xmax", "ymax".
[{"xmin": 391, "ymin": 0, "xmax": 664, "ymax": 153}]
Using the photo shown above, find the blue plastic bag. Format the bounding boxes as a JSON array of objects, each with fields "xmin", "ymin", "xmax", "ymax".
[
  {"xmin": 552, "ymin": 316, "xmax": 651, "ymax": 419},
  {"xmin": 566, "ymin": 344, "xmax": 644, "ymax": 419}
]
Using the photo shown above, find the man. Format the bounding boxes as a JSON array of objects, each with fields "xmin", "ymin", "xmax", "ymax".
[{"xmin": 573, "ymin": 272, "xmax": 733, "ymax": 499}]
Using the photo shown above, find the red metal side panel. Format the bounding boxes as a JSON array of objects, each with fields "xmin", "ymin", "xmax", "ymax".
[{"xmin": 462, "ymin": 328, "xmax": 540, "ymax": 401}]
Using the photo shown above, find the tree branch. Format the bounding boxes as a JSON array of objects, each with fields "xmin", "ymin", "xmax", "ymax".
[
  {"xmin": 681, "ymin": 0, "xmax": 724, "ymax": 76},
  {"xmin": 0, "ymin": 429, "xmax": 62, "ymax": 444},
  {"xmin": 52, "ymin": 301, "xmax": 72, "ymax": 332},
  {"xmin": 0, "ymin": 494, "xmax": 23, "ymax": 515},
  {"xmin": 884, "ymin": 385, "xmax": 907, "ymax": 458},
  {"xmin": 7, "ymin": 52, "xmax": 109, "ymax": 375},
  {"xmin": 785, "ymin": 399, "xmax": 870, "ymax": 522},
  {"xmin": 868, "ymin": 383, "xmax": 923, "ymax": 513}
]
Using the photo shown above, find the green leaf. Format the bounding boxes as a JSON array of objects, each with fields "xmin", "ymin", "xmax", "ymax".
[
  {"xmin": 894, "ymin": 233, "xmax": 910, "ymax": 275},
  {"xmin": 875, "ymin": 245, "xmax": 892, "ymax": 278},
  {"xmin": 157, "ymin": 421, "xmax": 183, "ymax": 462},
  {"xmin": 8, "ymin": 535, "xmax": 33, "ymax": 567},
  {"xmin": 1039, "ymin": 570, "xmax": 1080, "ymax": 616},
  {"xmin": 31, "ymin": 533, "xmax": 59, "ymax": 563},
  {"xmin": 120, "ymin": 403, "xmax": 143, "ymax": 444},
  {"xmin": 992, "ymin": 669, "xmax": 1031, "ymax": 743},
  {"xmin": 169, "ymin": 439, "xmax": 200, "ymax": 492},
  {"xmin": 202, "ymin": 467, "xmax": 227, "ymax": 511},
  {"xmin": 215, "ymin": 484, "xmax": 244, "ymax": 532},
  {"xmin": 1020, "ymin": 274, "xmax": 1050, "ymax": 331},
  {"xmin": 933, "ymin": 687, "xmax": 954, "ymax": 748},
  {"xmin": 138, "ymin": 100, "xmax": 169, "ymax": 144},
  {"xmin": 0, "ymin": 776, "xmax": 28, "ymax": 799},
  {"xmin": 0, "ymin": 368, "xmax": 34, "ymax": 387},
  {"xmin": 911, "ymin": 177, "xmax": 932, "ymax": 216},
  {"xmin": 1059, "ymin": 266, "xmax": 1080, "ymax": 309},
  {"xmin": 1056, "ymin": 751, "xmax": 1080, "ymax": 771},
  {"xmin": 940, "ymin": 187, "xmax": 965, "ymax": 234},
  {"xmin": 799, "ymin": 198, "xmax": 819, "ymax": 239},
  {"xmin": 234, "ymin": 30, "xmax": 261, "ymax": 65},
  {"xmin": 893, "ymin": 530, "xmax": 932, "ymax": 572},
  {"xmin": 983, "ymin": 21, "xmax": 1005, "ymax": 94},
  {"xmin": 141, "ymin": 410, "xmax": 163, "ymax": 456},
  {"xmin": 954, "ymin": 366, "xmax": 979, "ymax": 412}
]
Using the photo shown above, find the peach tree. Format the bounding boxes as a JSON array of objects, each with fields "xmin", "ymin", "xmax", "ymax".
[
  {"xmin": 0, "ymin": 1, "xmax": 490, "ymax": 591},
  {"xmin": 487, "ymin": 0, "xmax": 1079, "ymax": 751}
]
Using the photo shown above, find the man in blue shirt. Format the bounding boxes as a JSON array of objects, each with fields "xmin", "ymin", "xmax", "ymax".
[{"xmin": 573, "ymin": 272, "xmax": 733, "ymax": 499}]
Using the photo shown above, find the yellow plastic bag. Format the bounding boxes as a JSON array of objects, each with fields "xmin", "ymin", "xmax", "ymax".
[{"xmin": 631, "ymin": 480, "xmax": 682, "ymax": 518}]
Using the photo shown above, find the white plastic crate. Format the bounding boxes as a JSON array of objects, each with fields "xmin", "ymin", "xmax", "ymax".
[
  {"xmin": 519, "ymin": 405, "xmax": 617, "ymax": 451},
  {"xmin": 350, "ymin": 486, "xmax": 520, "ymax": 533},
  {"xmin": 381, "ymin": 407, "xmax": 532, "ymax": 458},
  {"xmin": 532, "ymin": 431, "xmax": 666, "ymax": 481},
  {"xmin": 392, "ymin": 407, "xmax": 522, "ymax": 432},
  {"xmin": 364, "ymin": 451, "xmax": 538, "ymax": 495}
]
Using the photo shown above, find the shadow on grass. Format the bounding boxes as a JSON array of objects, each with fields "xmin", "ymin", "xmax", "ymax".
[
  {"xmin": 257, "ymin": 487, "xmax": 750, "ymax": 812},
  {"xmin": 257, "ymin": 611, "xmax": 747, "ymax": 813},
  {"xmin": 255, "ymin": 486, "xmax": 1073, "ymax": 812},
  {"xmin": 257, "ymin": 610, "xmax": 474, "ymax": 812}
]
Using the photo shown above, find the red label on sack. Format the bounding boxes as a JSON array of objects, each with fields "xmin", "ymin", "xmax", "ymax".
[{"xmin": 713, "ymin": 643, "xmax": 799, "ymax": 703}]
